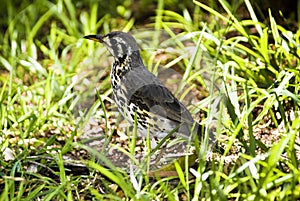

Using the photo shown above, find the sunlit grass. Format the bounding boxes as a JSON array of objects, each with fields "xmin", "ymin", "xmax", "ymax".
[{"xmin": 0, "ymin": 0, "xmax": 299, "ymax": 200}]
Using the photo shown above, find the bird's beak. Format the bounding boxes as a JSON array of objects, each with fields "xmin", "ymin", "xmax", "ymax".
[{"xmin": 83, "ymin": 34, "xmax": 104, "ymax": 43}]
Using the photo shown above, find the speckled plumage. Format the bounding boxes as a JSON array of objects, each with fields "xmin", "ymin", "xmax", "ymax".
[{"xmin": 84, "ymin": 31, "xmax": 202, "ymax": 140}]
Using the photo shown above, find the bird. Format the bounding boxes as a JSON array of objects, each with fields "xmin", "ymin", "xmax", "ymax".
[{"xmin": 84, "ymin": 31, "xmax": 202, "ymax": 141}]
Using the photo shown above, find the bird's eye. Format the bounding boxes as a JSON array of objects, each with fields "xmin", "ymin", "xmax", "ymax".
[{"xmin": 110, "ymin": 38, "xmax": 117, "ymax": 46}]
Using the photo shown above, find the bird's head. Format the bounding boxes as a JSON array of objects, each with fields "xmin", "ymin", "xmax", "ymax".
[{"xmin": 84, "ymin": 31, "xmax": 140, "ymax": 61}]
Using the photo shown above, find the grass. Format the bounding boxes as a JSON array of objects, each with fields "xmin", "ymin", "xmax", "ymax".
[{"xmin": 1, "ymin": 0, "xmax": 300, "ymax": 200}]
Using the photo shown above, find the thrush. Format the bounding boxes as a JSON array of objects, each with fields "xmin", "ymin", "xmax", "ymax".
[{"xmin": 84, "ymin": 31, "xmax": 202, "ymax": 140}]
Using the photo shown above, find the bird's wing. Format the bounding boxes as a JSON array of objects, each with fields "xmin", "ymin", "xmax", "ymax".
[
  {"xmin": 123, "ymin": 67, "xmax": 194, "ymax": 124},
  {"xmin": 132, "ymin": 84, "xmax": 194, "ymax": 123}
]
